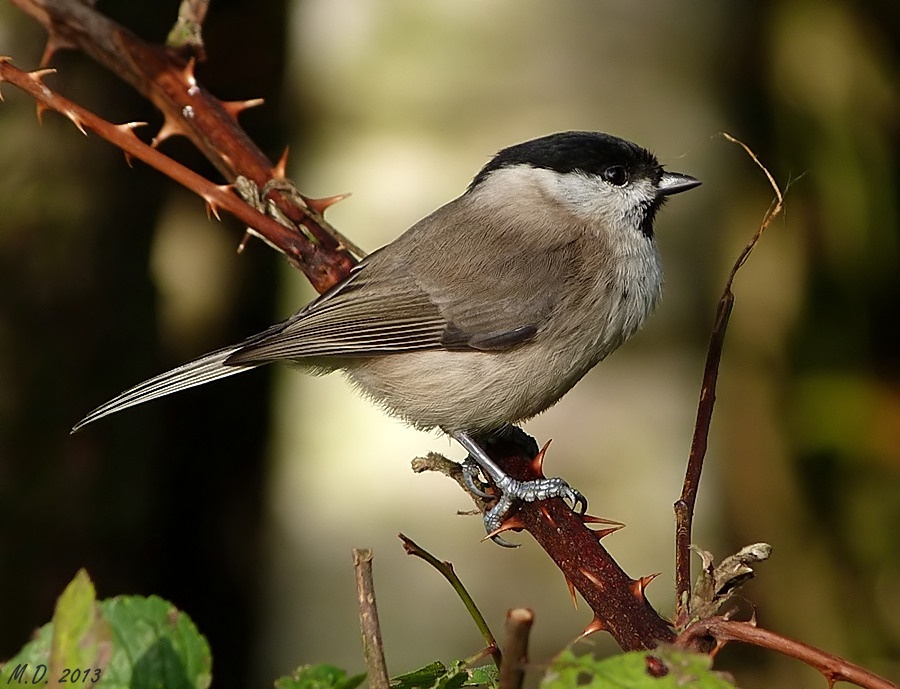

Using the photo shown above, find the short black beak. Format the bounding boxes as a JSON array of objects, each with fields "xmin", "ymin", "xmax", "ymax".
[{"xmin": 657, "ymin": 171, "xmax": 701, "ymax": 197}]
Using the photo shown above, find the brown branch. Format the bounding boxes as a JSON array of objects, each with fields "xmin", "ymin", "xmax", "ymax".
[
  {"xmin": 8, "ymin": 0, "xmax": 357, "ymax": 292},
  {"xmin": 673, "ymin": 134, "xmax": 785, "ymax": 628},
  {"xmin": 677, "ymin": 618, "xmax": 898, "ymax": 689},
  {"xmin": 352, "ymin": 548, "xmax": 390, "ymax": 689},
  {"xmin": 0, "ymin": 58, "xmax": 337, "ymax": 281},
  {"xmin": 499, "ymin": 609, "xmax": 533, "ymax": 689},
  {"xmin": 481, "ymin": 435, "xmax": 676, "ymax": 649}
]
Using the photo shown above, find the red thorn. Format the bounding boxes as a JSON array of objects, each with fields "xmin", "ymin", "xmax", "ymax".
[
  {"xmin": 591, "ymin": 524, "xmax": 624, "ymax": 540},
  {"xmin": 123, "ymin": 151, "xmax": 134, "ymax": 168},
  {"xmin": 274, "ymin": 147, "xmax": 290, "ymax": 179},
  {"xmin": 631, "ymin": 573, "xmax": 661, "ymax": 599},
  {"xmin": 153, "ymin": 116, "xmax": 185, "ymax": 147},
  {"xmin": 577, "ymin": 616, "xmax": 606, "ymax": 640},
  {"xmin": 305, "ymin": 192, "xmax": 351, "ymax": 215},
  {"xmin": 183, "ymin": 57, "xmax": 197, "ymax": 84},
  {"xmin": 237, "ymin": 231, "xmax": 253, "ymax": 253},
  {"xmin": 219, "ymin": 98, "xmax": 265, "ymax": 121},
  {"xmin": 564, "ymin": 576, "xmax": 578, "ymax": 610},
  {"xmin": 40, "ymin": 35, "xmax": 74, "ymax": 67},
  {"xmin": 64, "ymin": 109, "xmax": 88, "ymax": 135},
  {"xmin": 202, "ymin": 197, "xmax": 222, "ymax": 221},
  {"xmin": 29, "ymin": 68, "xmax": 56, "ymax": 84},
  {"xmin": 482, "ymin": 515, "xmax": 525, "ymax": 541},
  {"xmin": 581, "ymin": 513, "xmax": 625, "ymax": 527},
  {"xmin": 529, "ymin": 439, "xmax": 552, "ymax": 476},
  {"xmin": 35, "ymin": 101, "xmax": 48, "ymax": 125},
  {"xmin": 709, "ymin": 637, "xmax": 728, "ymax": 659}
]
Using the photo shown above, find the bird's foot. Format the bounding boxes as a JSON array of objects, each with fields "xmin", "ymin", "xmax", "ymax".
[
  {"xmin": 484, "ymin": 474, "xmax": 587, "ymax": 534},
  {"xmin": 446, "ymin": 427, "xmax": 588, "ymax": 547}
]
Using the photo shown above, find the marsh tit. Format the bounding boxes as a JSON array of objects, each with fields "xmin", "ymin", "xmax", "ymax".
[{"xmin": 74, "ymin": 131, "xmax": 700, "ymax": 536}]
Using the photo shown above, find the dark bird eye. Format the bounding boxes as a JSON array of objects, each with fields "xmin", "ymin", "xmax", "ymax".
[{"xmin": 602, "ymin": 165, "xmax": 629, "ymax": 186}]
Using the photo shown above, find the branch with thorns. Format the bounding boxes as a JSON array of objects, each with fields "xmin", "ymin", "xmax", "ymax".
[{"xmin": 3, "ymin": 3, "xmax": 896, "ymax": 687}]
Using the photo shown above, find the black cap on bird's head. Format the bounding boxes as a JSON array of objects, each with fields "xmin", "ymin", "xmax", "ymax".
[{"xmin": 469, "ymin": 131, "xmax": 700, "ymax": 198}]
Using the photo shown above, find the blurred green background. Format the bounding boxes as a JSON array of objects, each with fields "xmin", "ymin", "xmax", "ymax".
[{"xmin": 1, "ymin": 1, "xmax": 898, "ymax": 688}]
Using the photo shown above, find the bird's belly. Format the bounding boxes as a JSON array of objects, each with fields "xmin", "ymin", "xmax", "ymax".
[{"xmin": 342, "ymin": 345, "xmax": 591, "ymax": 433}]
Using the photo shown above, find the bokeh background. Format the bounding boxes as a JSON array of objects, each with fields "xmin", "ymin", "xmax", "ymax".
[{"xmin": 1, "ymin": 1, "xmax": 898, "ymax": 687}]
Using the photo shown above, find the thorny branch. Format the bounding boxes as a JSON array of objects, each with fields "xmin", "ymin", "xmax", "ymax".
[
  {"xmin": 5, "ymin": 5, "xmax": 894, "ymax": 686},
  {"xmin": 8, "ymin": 0, "xmax": 358, "ymax": 293},
  {"xmin": 673, "ymin": 134, "xmax": 785, "ymax": 629}
]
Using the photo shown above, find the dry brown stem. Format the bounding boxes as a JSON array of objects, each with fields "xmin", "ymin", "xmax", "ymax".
[
  {"xmin": 352, "ymin": 548, "xmax": 389, "ymax": 689},
  {"xmin": 673, "ymin": 134, "xmax": 785, "ymax": 628},
  {"xmin": 677, "ymin": 617, "xmax": 898, "ymax": 689}
]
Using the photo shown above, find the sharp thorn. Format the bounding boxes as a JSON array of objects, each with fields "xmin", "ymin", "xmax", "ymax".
[
  {"xmin": 631, "ymin": 572, "xmax": 661, "ymax": 599},
  {"xmin": 274, "ymin": 147, "xmax": 290, "ymax": 179},
  {"xmin": 305, "ymin": 192, "xmax": 351, "ymax": 215},
  {"xmin": 529, "ymin": 439, "xmax": 552, "ymax": 475},
  {"xmin": 219, "ymin": 97, "xmax": 265, "ymax": 120},
  {"xmin": 591, "ymin": 524, "xmax": 624, "ymax": 540},
  {"xmin": 581, "ymin": 514, "xmax": 625, "ymax": 527},
  {"xmin": 577, "ymin": 616, "xmax": 606, "ymax": 641},
  {"xmin": 152, "ymin": 117, "xmax": 184, "ymax": 147},
  {"xmin": 564, "ymin": 576, "xmax": 578, "ymax": 610}
]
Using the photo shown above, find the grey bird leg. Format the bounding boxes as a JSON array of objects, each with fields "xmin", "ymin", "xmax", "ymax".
[{"xmin": 448, "ymin": 429, "xmax": 588, "ymax": 545}]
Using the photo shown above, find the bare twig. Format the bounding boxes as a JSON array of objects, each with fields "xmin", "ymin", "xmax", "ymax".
[
  {"xmin": 499, "ymin": 609, "xmax": 534, "ymax": 689},
  {"xmin": 352, "ymin": 548, "xmax": 389, "ymax": 689},
  {"xmin": 399, "ymin": 534, "xmax": 502, "ymax": 669},
  {"xmin": 677, "ymin": 618, "xmax": 898, "ymax": 689},
  {"xmin": 674, "ymin": 134, "xmax": 786, "ymax": 628}
]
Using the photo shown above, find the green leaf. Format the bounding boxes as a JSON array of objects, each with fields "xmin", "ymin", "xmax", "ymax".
[
  {"xmin": 392, "ymin": 662, "xmax": 448, "ymax": 689},
  {"xmin": 274, "ymin": 664, "xmax": 366, "ymax": 689},
  {"xmin": 1, "ymin": 575, "xmax": 212, "ymax": 689},
  {"xmin": 542, "ymin": 648, "xmax": 738, "ymax": 689},
  {"xmin": 0, "ymin": 570, "xmax": 112, "ymax": 688},
  {"xmin": 464, "ymin": 664, "xmax": 499, "ymax": 687},
  {"xmin": 99, "ymin": 595, "xmax": 212, "ymax": 689},
  {"xmin": 391, "ymin": 660, "xmax": 497, "ymax": 689},
  {"xmin": 49, "ymin": 569, "xmax": 113, "ymax": 683}
]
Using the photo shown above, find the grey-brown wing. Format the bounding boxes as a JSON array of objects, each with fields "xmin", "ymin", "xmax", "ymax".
[{"xmin": 227, "ymin": 214, "xmax": 580, "ymax": 364}]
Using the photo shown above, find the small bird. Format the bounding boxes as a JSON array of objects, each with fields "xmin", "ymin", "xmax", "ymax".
[{"xmin": 74, "ymin": 131, "xmax": 700, "ymax": 536}]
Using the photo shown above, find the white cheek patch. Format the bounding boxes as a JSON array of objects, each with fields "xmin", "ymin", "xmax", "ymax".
[{"xmin": 544, "ymin": 171, "xmax": 656, "ymax": 232}]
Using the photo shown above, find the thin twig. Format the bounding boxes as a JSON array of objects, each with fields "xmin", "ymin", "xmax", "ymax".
[
  {"xmin": 352, "ymin": 548, "xmax": 389, "ymax": 689},
  {"xmin": 499, "ymin": 609, "xmax": 534, "ymax": 689},
  {"xmin": 399, "ymin": 534, "xmax": 502, "ymax": 669},
  {"xmin": 674, "ymin": 134, "xmax": 786, "ymax": 628},
  {"xmin": 677, "ymin": 618, "xmax": 898, "ymax": 689}
]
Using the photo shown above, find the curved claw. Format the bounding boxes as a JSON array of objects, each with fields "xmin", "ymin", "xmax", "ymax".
[
  {"xmin": 559, "ymin": 485, "xmax": 588, "ymax": 515},
  {"xmin": 490, "ymin": 533, "xmax": 520, "ymax": 548},
  {"xmin": 461, "ymin": 458, "xmax": 493, "ymax": 499}
]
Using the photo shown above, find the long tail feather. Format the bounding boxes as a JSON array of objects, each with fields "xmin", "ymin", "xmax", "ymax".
[{"xmin": 72, "ymin": 345, "xmax": 260, "ymax": 433}]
